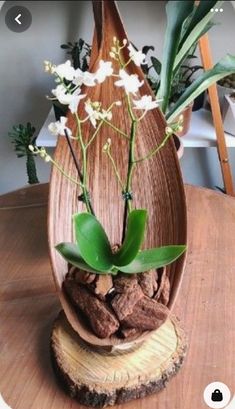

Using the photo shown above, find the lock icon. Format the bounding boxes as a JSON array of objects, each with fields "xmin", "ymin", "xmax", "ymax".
[{"xmin": 211, "ymin": 389, "xmax": 223, "ymax": 402}]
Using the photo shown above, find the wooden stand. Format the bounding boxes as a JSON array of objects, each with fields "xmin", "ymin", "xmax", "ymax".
[{"xmin": 51, "ymin": 312, "xmax": 187, "ymax": 408}]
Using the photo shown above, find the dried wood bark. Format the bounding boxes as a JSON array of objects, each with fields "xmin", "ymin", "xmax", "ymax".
[
  {"xmin": 63, "ymin": 280, "xmax": 119, "ymax": 338},
  {"xmin": 122, "ymin": 297, "xmax": 169, "ymax": 331},
  {"xmin": 111, "ymin": 284, "xmax": 144, "ymax": 320}
]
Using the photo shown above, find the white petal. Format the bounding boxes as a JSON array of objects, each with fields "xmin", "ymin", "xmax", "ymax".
[
  {"xmin": 0, "ymin": 394, "xmax": 12, "ymax": 409},
  {"xmin": 54, "ymin": 60, "xmax": 75, "ymax": 81}
]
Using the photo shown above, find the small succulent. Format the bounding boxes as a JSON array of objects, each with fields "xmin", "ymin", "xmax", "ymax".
[{"xmin": 8, "ymin": 122, "xmax": 39, "ymax": 184}]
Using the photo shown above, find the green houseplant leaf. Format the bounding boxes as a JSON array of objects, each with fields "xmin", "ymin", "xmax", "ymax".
[
  {"xmin": 167, "ymin": 54, "xmax": 235, "ymax": 122},
  {"xmin": 178, "ymin": 1, "xmax": 219, "ymax": 49},
  {"xmin": 113, "ymin": 209, "xmax": 147, "ymax": 267},
  {"xmin": 174, "ymin": 0, "xmax": 223, "ymax": 74},
  {"xmin": 158, "ymin": 0, "xmax": 194, "ymax": 113},
  {"xmin": 119, "ymin": 245, "xmax": 186, "ymax": 274},
  {"xmin": 73, "ymin": 213, "xmax": 113, "ymax": 271},
  {"xmin": 55, "ymin": 243, "xmax": 105, "ymax": 274}
]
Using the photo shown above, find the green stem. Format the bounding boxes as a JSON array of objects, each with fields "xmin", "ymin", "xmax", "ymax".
[
  {"xmin": 86, "ymin": 119, "xmax": 104, "ymax": 148},
  {"xmin": 122, "ymin": 100, "xmax": 138, "ymax": 242},
  {"xmin": 103, "ymin": 119, "xmax": 129, "ymax": 139},
  {"xmin": 125, "ymin": 120, "xmax": 137, "ymax": 213},
  {"xmin": 134, "ymin": 130, "xmax": 173, "ymax": 163},
  {"xmin": 75, "ymin": 114, "xmax": 94, "ymax": 214},
  {"xmin": 107, "ymin": 150, "xmax": 124, "ymax": 190},
  {"xmin": 50, "ymin": 158, "xmax": 83, "ymax": 188}
]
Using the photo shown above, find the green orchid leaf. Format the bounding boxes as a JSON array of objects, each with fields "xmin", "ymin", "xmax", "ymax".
[
  {"xmin": 119, "ymin": 245, "xmax": 186, "ymax": 274},
  {"xmin": 73, "ymin": 213, "xmax": 113, "ymax": 271},
  {"xmin": 113, "ymin": 210, "xmax": 147, "ymax": 267},
  {"xmin": 158, "ymin": 0, "xmax": 194, "ymax": 113},
  {"xmin": 167, "ymin": 54, "xmax": 235, "ymax": 122},
  {"xmin": 55, "ymin": 242, "xmax": 106, "ymax": 274},
  {"xmin": 174, "ymin": 1, "xmax": 223, "ymax": 74}
]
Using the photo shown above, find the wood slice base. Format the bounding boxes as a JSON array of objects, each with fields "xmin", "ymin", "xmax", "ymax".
[{"xmin": 50, "ymin": 312, "xmax": 187, "ymax": 408}]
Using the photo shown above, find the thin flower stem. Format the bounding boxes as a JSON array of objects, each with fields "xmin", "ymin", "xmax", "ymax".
[
  {"xmin": 64, "ymin": 129, "xmax": 83, "ymax": 181},
  {"xmin": 75, "ymin": 113, "xmax": 94, "ymax": 214},
  {"xmin": 86, "ymin": 120, "xmax": 104, "ymax": 148},
  {"xmin": 103, "ymin": 119, "xmax": 129, "ymax": 139},
  {"xmin": 50, "ymin": 158, "xmax": 83, "ymax": 188},
  {"xmin": 122, "ymin": 95, "xmax": 138, "ymax": 241},
  {"xmin": 107, "ymin": 150, "xmax": 124, "ymax": 190},
  {"xmin": 86, "ymin": 102, "xmax": 120, "ymax": 148},
  {"xmin": 137, "ymin": 110, "xmax": 147, "ymax": 122},
  {"xmin": 134, "ymin": 130, "xmax": 173, "ymax": 163}
]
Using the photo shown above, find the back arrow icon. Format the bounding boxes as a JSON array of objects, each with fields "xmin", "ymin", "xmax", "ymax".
[{"xmin": 15, "ymin": 13, "xmax": 22, "ymax": 25}]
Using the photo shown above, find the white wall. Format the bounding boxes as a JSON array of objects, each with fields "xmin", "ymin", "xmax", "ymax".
[{"xmin": 0, "ymin": 1, "xmax": 235, "ymax": 193}]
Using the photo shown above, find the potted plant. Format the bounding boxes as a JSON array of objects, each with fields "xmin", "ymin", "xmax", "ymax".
[
  {"xmin": 8, "ymin": 122, "xmax": 39, "ymax": 185},
  {"xmin": 31, "ymin": 37, "xmax": 187, "ymax": 346},
  {"xmin": 217, "ymin": 73, "xmax": 235, "ymax": 110},
  {"xmin": 32, "ymin": 2, "xmax": 235, "ymax": 348},
  {"xmin": 139, "ymin": 1, "xmax": 234, "ymax": 136},
  {"xmin": 144, "ymin": 48, "xmax": 202, "ymax": 136}
]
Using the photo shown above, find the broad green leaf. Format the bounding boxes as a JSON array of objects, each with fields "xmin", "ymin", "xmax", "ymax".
[
  {"xmin": 158, "ymin": 0, "xmax": 194, "ymax": 113},
  {"xmin": 179, "ymin": 1, "xmax": 219, "ymax": 49},
  {"xmin": 167, "ymin": 54, "xmax": 235, "ymax": 122},
  {"xmin": 55, "ymin": 242, "xmax": 106, "ymax": 274},
  {"xmin": 174, "ymin": 1, "xmax": 223, "ymax": 73},
  {"xmin": 113, "ymin": 210, "xmax": 147, "ymax": 267},
  {"xmin": 73, "ymin": 213, "xmax": 113, "ymax": 271},
  {"xmin": 119, "ymin": 245, "xmax": 186, "ymax": 274}
]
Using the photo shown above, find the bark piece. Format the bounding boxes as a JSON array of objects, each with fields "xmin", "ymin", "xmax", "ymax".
[
  {"xmin": 114, "ymin": 274, "xmax": 138, "ymax": 293},
  {"xmin": 90, "ymin": 275, "xmax": 113, "ymax": 300},
  {"xmin": 111, "ymin": 284, "xmax": 144, "ymax": 321},
  {"xmin": 71, "ymin": 267, "xmax": 96, "ymax": 285},
  {"xmin": 154, "ymin": 267, "xmax": 167, "ymax": 301},
  {"xmin": 120, "ymin": 327, "xmax": 142, "ymax": 339},
  {"xmin": 138, "ymin": 270, "xmax": 158, "ymax": 298},
  {"xmin": 122, "ymin": 297, "xmax": 169, "ymax": 331},
  {"xmin": 159, "ymin": 276, "xmax": 170, "ymax": 305},
  {"xmin": 63, "ymin": 280, "xmax": 119, "ymax": 339}
]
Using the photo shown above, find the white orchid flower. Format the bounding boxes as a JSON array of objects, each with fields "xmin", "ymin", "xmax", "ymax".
[
  {"xmin": 52, "ymin": 85, "xmax": 86, "ymax": 109},
  {"xmin": 72, "ymin": 68, "xmax": 84, "ymax": 87},
  {"xmin": 133, "ymin": 95, "xmax": 160, "ymax": 111},
  {"xmin": 73, "ymin": 69, "xmax": 96, "ymax": 87},
  {"xmin": 127, "ymin": 44, "xmax": 147, "ymax": 67},
  {"xmin": 85, "ymin": 102, "xmax": 100, "ymax": 128},
  {"xmin": 98, "ymin": 109, "xmax": 112, "ymax": 121},
  {"xmin": 69, "ymin": 90, "xmax": 86, "ymax": 114},
  {"xmin": 115, "ymin": 69, "xmax": 144, "ymax": 95},
  {"xmin": 48, "ymin": 116, "xmax": 72, "ymax": 137},
  {"xmin": 51, "ymin": 84, "xmax": 73, "ymax": 105},
  {"xmin": 95, "ymin": 60, "xmax": 113, "ymax": 83},
  {"xmin": 0, "ymin": 394, "xmax": 12, "ymax": 409},
  {"xmin": 54, "ymin": 60, "xmax": 75, "ymax": 81}
]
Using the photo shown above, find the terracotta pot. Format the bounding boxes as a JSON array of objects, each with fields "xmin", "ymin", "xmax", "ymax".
[{"xmin": 176, "ymin": 102, "xmax": 193, "ymax": 137}]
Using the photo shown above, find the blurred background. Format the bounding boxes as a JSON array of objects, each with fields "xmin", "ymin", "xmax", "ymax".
[{"xmin": 0, "ymin": 0, "xmax": 235, "ymax": 194}]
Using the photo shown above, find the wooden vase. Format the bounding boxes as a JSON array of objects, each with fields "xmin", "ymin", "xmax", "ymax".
[{"xmin": 48, "ymin": 0, "xmax": 187, "ymax": 350}]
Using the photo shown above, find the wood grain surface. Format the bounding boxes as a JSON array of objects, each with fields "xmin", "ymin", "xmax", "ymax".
[
  {"xmin": 0, "ymin": 183, "xmax": 235, "ymax": 408},
  {"xmin": 50, "ymin": 312, "xmax": 187, "ymax": 407}
]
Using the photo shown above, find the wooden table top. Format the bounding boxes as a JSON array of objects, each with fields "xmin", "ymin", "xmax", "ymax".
[{"xmin": 0, "ymin": 183, "xmax": 234, "ymax": 409}]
